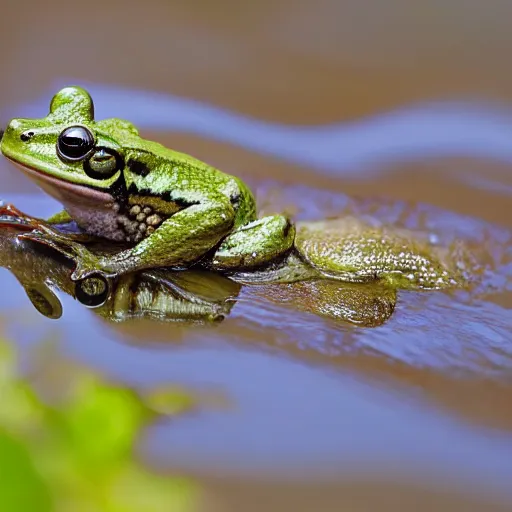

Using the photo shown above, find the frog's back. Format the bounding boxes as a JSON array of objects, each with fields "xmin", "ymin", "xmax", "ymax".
[
  {"xmin": 153, "ymin": 143, "xmax": 257, "ymax": 224},
  {"xmin": 124, "ymin": 136, "xmax": 258, "ymax": 226}
]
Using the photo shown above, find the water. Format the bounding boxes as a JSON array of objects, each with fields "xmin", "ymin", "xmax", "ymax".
[{"xmin": 1, "ymin": 1, "xmax": 512, "ymax": 510}]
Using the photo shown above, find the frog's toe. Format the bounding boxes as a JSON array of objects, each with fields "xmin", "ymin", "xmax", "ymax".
[
  {"xmin": 70, "ymin": 265, "xmax": 116, "ymax": 282},
  {"xmin": 17, "ymin": 230, "xmax": 58, "ymax": 246},
  {"xmin": 69, "ymin": 248, "xmax": 118, "ymax": 281},
  {"xmin": 17, "ymin": 230, "xmax": 80, "ymax": 261},
  {"xmin": 34, "ymin": 223, "xmax": 72, "ymax": 241},
  {"xmin": 18, "ymin": 227, "xmax": 78, "ymax": 249},
  {"xmin": 0, "ymin": 203, "xmax": 34, "ymax": 222}
]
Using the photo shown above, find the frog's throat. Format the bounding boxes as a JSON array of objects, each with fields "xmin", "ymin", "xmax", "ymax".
[{"xmin": 7, "ymin": 160, "xmax": 115, "ymax": 207}]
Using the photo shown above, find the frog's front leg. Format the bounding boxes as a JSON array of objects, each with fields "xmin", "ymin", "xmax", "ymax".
[
  {"xmin": 71, "ymin": 202, "xmax": 235, "ymax": 280},
  {"xmin": 211, "ymin": 215, "xmax": 295, "ymax": 270}
]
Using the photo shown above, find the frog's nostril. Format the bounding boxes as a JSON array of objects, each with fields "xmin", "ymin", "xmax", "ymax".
[
  {"xmin": 20, "ymin": 131, "xmax": 34, "ymax": 142},
  {"xmin": 0, "ymin": 129, "xmax": 4, "ymax": 142}
]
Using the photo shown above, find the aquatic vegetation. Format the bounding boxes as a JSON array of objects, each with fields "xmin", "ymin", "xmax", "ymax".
[{"xmin": 0, "ymin": 336, "xmax": 197, "ymax": 512}]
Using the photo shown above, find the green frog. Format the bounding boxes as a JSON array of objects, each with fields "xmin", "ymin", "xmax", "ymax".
[
  {"xmin": 0, "ymin": 201, "xmax": 396, "ymax": 327},
  {"xmin": 0, "ymin": 86, "xmax": 469, "ymax": 289}
]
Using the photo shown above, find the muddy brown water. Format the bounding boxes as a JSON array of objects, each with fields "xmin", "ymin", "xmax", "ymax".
[{"xmin": 1, "ymin": 1, "xmax": 512, "ymax": 510}]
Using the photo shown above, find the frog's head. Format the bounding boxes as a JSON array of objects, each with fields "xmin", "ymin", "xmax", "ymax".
[{"xmin": 1, "ymin": 86, "xmax": 139, "ymax": 201}]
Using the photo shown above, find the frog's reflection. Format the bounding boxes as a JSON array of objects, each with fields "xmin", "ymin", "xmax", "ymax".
[{"xmin": 0, "ymin": 203, "xmax": 395, "ymax": 327}]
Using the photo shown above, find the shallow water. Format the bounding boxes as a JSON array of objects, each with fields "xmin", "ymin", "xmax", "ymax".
[
  {"xmin": 1, "ymin": 183, "xmax": 511, "ymax": 507},
  {"xmin": 1, "ymin": 1, "xmax": 512, "ymax": 510}
]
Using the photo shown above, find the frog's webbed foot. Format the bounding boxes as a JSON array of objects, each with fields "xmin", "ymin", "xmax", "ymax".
[
  {"xmin": 18, "ymin": 224, "xmax": 116, "ymax": 282},
  {"xmin": 0, "ymin": 205, "xmax": 92, "ymax": 265},
  {"xmin": 0, "ymin": 202, "xmax": 29, "ymax": 218},
  {"xmin": 0, "ymin": 203, "xmax": 93, "ymax": 242},
  {"xmin": 18, "ymin": 229, "xmax": 78, "ymax": 262},
  {"xmin": 18, "ymin": 220, "xmax": 84, "ymax": 252}
]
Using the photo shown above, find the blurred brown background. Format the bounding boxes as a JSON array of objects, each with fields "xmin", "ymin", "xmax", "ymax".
[
  {"xmin": 2, "ymin": 0, "xmax": 512, "ymax": 226},
  {"xmin": 2, "ymin": 0, "xmax": 512, "ymax": 122}
]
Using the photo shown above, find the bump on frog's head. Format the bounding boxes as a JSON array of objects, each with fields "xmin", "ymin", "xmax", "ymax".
[
  {"xmin": 49, "ymin": 86, "xmax": 95, "ymax": 124},
  {"xmin": 1, "ymin": 85, "xmax": 134, "ymax": 196}
]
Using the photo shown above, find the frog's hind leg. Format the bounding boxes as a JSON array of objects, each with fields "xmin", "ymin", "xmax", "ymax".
[
  {"xmin": 294, "ymin": 218, "xmax": 467, "ymax": 290},
  {"xmin": 212, "ymin": 215, "xmax": 295, "ymax": 270}
]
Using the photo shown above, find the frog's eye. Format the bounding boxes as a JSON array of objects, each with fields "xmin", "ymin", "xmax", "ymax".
[
  {"xmin": 57, "ymin": 125, "xmax": 95, "ymax": 161},
  {"xmin": 83, "ymin": 148, "xmax": 123, "ymax": 180}
]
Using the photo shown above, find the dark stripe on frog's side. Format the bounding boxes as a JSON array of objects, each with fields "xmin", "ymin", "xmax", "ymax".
[
  {"xmin": 126, "ymin": 184, "xmax": 199, "ymax": 216},
  {"xmin": 114, "ymin": 182, "xmax": 205, "ymax": 243},
  {"xmin": 113, "ymin": 184, "xmax": 198, "ymax": 244},
  {"xmin": 125, "ymin": 154, "xmax": 254, "ymax": 222},
  {"xmin": 127, "ymin": 194, "xmax": 192, "ymax": 216},
  {"xmin": 126, "ymin": 158, "xmax": 150, "ymax": 177},
  {"xmin": 109, "ymin": 174, "xmax": 129, "ymax": 204}
]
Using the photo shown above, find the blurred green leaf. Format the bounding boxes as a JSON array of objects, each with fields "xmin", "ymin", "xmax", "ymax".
[
  {"xmin": 0, "ymin": 429, "xmax": 52, "ymax": 512},
  {"xmin": 61, "ymin": 377, "xmax": 148, "ymax": 473},
  {"xmin": 0, "ymin": 336, "xmax": 199, "ymax": 512},
  {"xmin": 108, "ymin": 467, "xmax": 196, "ymax": 512}
]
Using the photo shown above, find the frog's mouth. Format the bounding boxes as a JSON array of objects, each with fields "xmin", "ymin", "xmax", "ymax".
[{"xmin": 6, "ymin": 158, "xmax": 115, "ymax": 207}]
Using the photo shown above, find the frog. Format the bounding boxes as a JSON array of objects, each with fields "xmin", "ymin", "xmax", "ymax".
[
  {"xmin": 0, "ymin": 201, "xmax": 396, "ymax": 327},
  {"xmin": 0, "ymin": 86, "xmax": 470, "ymax": 290}
]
